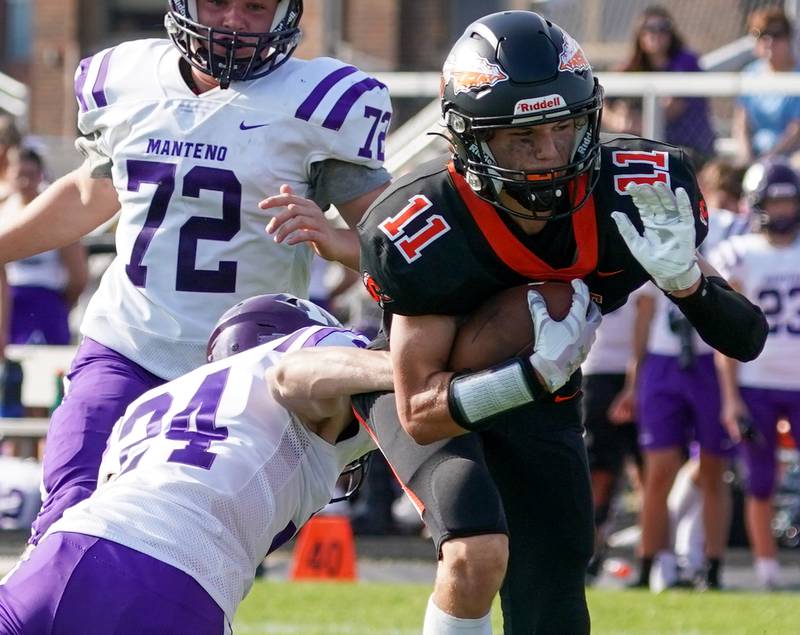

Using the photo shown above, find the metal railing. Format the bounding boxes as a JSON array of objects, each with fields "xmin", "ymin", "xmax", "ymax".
[
  {"xmin": 0, "ymin": 71, "xmax": 28, "ymax": 126},
  {"xmin": 376, "ymin": 70, "xmax": 800, "ymax": 174}
]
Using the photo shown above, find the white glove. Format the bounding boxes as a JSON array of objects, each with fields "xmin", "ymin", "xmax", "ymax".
[
  {"xmin": 527, "ymin": 279, "xmax": 602, "ymax": 393},
  {"xmin": 611, "ymin": 182, "xmax": 702, "ymax": 293}
]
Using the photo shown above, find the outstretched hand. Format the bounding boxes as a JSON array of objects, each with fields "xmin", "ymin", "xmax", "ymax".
[
  {"xmin": 260, "ymin": 184, "xmax": 358, "ymax": 268},
  {"xmin": 611, "ymin": 182, "xmax": 701, "ymax": 293}
]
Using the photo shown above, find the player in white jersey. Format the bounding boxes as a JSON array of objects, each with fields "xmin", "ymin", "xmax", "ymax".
[
  {"xmin": 712, "ymin": 159, "xmax": 800, "ymax": 589},
  {"xmin": 0, "ymin": 0, "xmax": 392, "ymax": 544},
  {"xmin": 0, "ymin": 293, "xmax": 394, "ymax": 634},
  {"xmin": 1, "ymin": 148, "xmax": 87, "ymax": 345}
]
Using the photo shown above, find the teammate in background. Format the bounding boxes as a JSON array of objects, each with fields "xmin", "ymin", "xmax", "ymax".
[
  {"xmin": 357, "ymin": 11, "xmax": 766, "ymax": 634},
  {"xmin": 0, "ymin": 294, "xmax": 393, "ymax": 633},
  {"xmin": 581, "ymin": 300, "xmax": 643, "ymax": 583},
  {"xmin": 0, "ymin": 0, "xmax": 391, "ymax": 545},
  {"xmin": 712, "ymin": 159, "xmax": 800, "ymax": 589},
  {"xmin": 1, "ymin": 149, "xmax": 87, "ymax": 345}
]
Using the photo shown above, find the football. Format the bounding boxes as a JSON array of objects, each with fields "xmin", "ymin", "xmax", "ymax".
[{"xmin": 448, "ymin": 282, "xmax": 574, "ymax": 372}]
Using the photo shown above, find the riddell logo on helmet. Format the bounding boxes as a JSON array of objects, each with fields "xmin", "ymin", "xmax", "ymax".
[{"xmin": 514, "ymin": 95, "xmax": 566, "ymax": 115}]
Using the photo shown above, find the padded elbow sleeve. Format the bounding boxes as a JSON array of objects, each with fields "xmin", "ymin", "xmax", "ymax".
[{"xmin": 670, "ymin": 276, "xmax": 768, "ymax": 362}]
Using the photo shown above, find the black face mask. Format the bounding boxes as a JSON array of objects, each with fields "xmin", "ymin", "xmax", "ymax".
[{"xmin": 503, "ymin": 181, "xmax": 564, "ymax": 214}]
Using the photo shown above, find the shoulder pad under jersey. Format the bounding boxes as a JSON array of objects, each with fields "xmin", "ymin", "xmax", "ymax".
[
  {"xmin": 271, "ymin": 325, "xmax": 370, "ymax": 352},
  {"xmin": 74, "ymin": 39, "xmax": 173, "ymax": 160},
  {"xmin": 74, "ymin": 39, "xmax": 170, "ymax": 122},
  {"xmin": 285, "ymin": 57, "xmax": 392, "ymax": 169}
]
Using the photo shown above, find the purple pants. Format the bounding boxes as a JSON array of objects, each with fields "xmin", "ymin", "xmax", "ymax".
[
  {"xmin": 0, "ymin": 532, "xmax": 225, "ymax": 634},
  {"xmin": 30, "ymin": 338, "xmax": 164, "ymax": 544},
  {"xmin": 637, "ymin": 353, "xmax": 732, "ymax": 455},
  {"xmin": 739, "ymin": 386, "xmax": 800, "ymax": 499},
  {"xmin": 9, "ymin": 286, "xmax": 70, "ymax": 345}
]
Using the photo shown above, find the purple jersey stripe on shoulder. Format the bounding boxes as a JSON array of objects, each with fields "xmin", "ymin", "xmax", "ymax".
[
  {"xmin": 300, "ymin": 326, "xmax": 349, "ymax": 348},
  {"xmin": 91, "ymin": 49, "xmax": 114, "ymax": 109},
  {"xmin": 295, "ymin": 65, "xmax": 359, "ymax": 122},
  {"xmin": 272, "ymin": 328, "xmax": 309, "ymax": 352},
  {"xmin": 74, "ymin": 55, "xmax": 94, "ymax": 112},
  {"xmin": 321, "ymin": 77, "xmax": 387, "ymax": 131}
]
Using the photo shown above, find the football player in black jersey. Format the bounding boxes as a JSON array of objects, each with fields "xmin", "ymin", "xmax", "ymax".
[{"xmin": 355, "ymin": 11, "xmax": 767, "ymax": 635}]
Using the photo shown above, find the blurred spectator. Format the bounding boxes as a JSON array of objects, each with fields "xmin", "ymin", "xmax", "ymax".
[
  {"xmin": 0, "ymin": 115, "xmax": 22, "ymax": 203},
  {"xmin": 615, "ymin": 283, "xmax": 732, "ymax": 591},
  {"xmin": 733, "ymin": 7, "xmax": 800, "ymax": 163},
  {"xmin": 581, "ymin": 300, "xmax": 643, "ymax": 583},
  {"xmin": 697, "ymin": 159, "xmax": 746, "ymax": 215},
  {"xmin": 603, "ymin": 6, "xmax": 716, "ymax": 166},
  {"xmin": 0, "ymin": 149, "xmax": 88, "ymax": 345},
  {"xmin": 711, "ymin": 158, "xmax": 800, "ymax": 589}
]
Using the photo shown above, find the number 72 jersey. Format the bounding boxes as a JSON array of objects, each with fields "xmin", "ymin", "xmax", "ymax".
[{"xmin": 75, "ymin": 39, "xmax": 391, "ymax": 379}]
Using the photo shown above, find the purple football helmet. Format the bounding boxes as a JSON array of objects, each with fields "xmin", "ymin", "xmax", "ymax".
[
  {"xmin": 165, "ymin": 0, "xmax": 303, "ymax": 89},
  {"xmin": 207, "ymin": 293, "xmax": 341, "ymax": 362},
  {"xmin": 745, "ymin": 158, "xmax": 800, "ymax": 235}
]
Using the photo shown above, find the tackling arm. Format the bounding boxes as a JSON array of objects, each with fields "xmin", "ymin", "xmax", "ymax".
[
  {"xmin": 0, "ymin": 159, "xmax": 120, "ymax": 265},
  {"xmin": 267, "ymin": 347, "xmax": 394, "ymax": 439}
]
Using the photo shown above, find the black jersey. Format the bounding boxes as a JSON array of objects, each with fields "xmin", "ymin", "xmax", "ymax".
[{"xmin": 358, "ymin": 136, "xmax": 708, "ymax": 317}]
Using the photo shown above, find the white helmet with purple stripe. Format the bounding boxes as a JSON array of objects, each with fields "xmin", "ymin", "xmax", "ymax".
[
  {"xmin": 165, "ymin": 0, "xmax": 303, "ymax": 89},
  {"xmin": 207, "ymin": 293, "xmax": 341, "ymax": 362}
]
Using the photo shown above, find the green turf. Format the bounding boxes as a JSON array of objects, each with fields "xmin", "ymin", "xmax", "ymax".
[{"xmin": 234, "ymin": 580, "xmax": 797, "ymax": 634}]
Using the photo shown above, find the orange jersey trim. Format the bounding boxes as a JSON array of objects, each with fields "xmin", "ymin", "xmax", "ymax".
[{"xmin": 447, "ymin": 162, "xmax": 599, "ymax": 281}]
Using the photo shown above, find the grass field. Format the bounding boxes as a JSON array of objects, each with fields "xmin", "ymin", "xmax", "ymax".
[{"xmin": 235, "ymin": 580, "xmax": 796, "ymax": 634}]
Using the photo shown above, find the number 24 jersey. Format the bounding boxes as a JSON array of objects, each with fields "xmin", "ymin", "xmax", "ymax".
[{"xmin": 50, "ymin": 325, "xmax": 373, "ymax": 625}]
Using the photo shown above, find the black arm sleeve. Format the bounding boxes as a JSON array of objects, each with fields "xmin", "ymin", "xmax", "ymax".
[{"xmin": 669, "ymin": 276, "xmax": 768, "ymax": 362}]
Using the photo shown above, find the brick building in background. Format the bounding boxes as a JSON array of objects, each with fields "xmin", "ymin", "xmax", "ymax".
[
  {"xmin": 0, "ymin": 0, "xmax": 774, "ymax": 144},
  {"xmin": 2, "ymin": 0, "xmax": 501, "ymax": 140}
]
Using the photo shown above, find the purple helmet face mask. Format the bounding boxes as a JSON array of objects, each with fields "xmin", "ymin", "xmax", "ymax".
[
  {"xmin": 207, "ymin": 294, "xmax": 340, "ymax": 361},
  {"xmin": 749, "ymin": 160, "xmax": 800, "ymax": 235}
]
